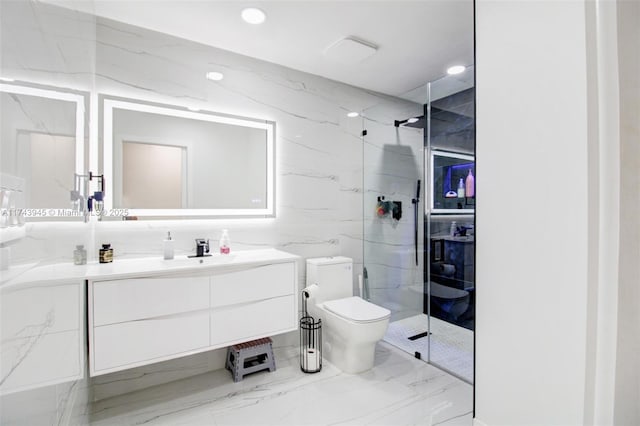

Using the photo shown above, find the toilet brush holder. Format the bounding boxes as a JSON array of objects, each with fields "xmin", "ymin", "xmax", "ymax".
[{"xmin": 300, "ymin": 291, "xmax": 322, "ymax": 373}]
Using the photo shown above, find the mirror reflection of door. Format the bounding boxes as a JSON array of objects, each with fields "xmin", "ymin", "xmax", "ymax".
[
  {"xmin": 17, "ymin": 132, "xmax": 75, "ymax": 209},
  {"xmin": 122, "ymin": 141, "xmax": 186, "ymax": 209}
]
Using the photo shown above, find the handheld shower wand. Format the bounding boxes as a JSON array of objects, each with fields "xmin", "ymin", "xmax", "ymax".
[{"xmin": 412, "ymin": 179, "xmax": 421, "ymax": 266}]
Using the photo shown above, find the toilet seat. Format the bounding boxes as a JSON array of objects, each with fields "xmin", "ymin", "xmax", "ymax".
[
  {"xmin": 430, "ymin": 282, "xmax": 469, "ymax": 300},
  {"xmin": 323, "ymin": 296, "xmax": 390, "ymax": 324}
]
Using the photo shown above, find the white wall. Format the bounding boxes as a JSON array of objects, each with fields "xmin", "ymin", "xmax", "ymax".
[
  {"xmin": 475, "ymin": 1, "xmax": 638, "ymax": 425},
  {"xmin": 475, "ymin": 1, "xmax": 590, "ymax": 424},
  {"xmin": 614, "ymin": 0, "xmax": 640, "ymax": 424}
]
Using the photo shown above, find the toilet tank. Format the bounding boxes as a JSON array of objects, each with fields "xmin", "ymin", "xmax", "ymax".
[{"xmin": 306, "ymin": 257, "xmax": 353, "ymax": 302}]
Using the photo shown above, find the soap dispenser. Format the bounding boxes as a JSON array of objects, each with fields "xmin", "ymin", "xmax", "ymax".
[
  {"xmin": 163, "ymin": 232, "xmax": 174, "ymax": 260},
  {"xmin": 219, "ymin": 229, "xmax": 230, "ymax": 254},
  {"xmin": 457, "ymin": 178, "xmax": 465, "ymax": 198}
]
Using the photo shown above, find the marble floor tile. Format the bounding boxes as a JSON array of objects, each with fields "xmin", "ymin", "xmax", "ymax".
[{"xmin": 90, "ymin": 342, "xmax": 472, "ymax": 426}]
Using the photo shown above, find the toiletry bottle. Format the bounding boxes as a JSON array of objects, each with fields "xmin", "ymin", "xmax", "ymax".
[
  {"xmin": 219, "ymin": 229, "xmax": 230, "ymax": 254},
  {"xmin": 99, "ymin": 244, "xmax": 113, "ymax": 263},
  {"xmin": 457, "ymin": 178, "xmax": 465, "ymax": 198},
  {"xmin": 163, "ymin": 231, "xmax": 174, "ymax": 260},
  {"xmin": 465, "ymin": 169, "xmax": 475, "ymax": 198},
  {"xmin": 450, "ymin": 221, "xmax": 457, "ymax": 237},
  {"xmin": 74, "ymin": 245, "xmax": 87, "ymax": 265}
]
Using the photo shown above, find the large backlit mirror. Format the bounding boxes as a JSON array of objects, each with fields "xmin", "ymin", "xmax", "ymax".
[
  {"xmin": 102, "ymin": 97, "xmax": 275, "ymax": 217},
  {"xmin": 0, "ymin": 82, "xmax": 86, "ymax": 221}
]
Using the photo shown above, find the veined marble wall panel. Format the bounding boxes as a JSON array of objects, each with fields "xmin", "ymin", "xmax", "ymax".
[{"xmin": 0, "ymin": 1, "xmax": 96, "ymax": 90}]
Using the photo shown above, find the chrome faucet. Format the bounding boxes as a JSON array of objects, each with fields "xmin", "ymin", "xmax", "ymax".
[{"xmin": 194, "ymin": 238, "xmax": 210, "ymax": 257}]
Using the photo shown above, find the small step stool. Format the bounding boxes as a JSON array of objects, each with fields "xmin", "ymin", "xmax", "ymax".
[{"xmin": 225, "ymin": 337, "xmax": 276, "ymax": 382}]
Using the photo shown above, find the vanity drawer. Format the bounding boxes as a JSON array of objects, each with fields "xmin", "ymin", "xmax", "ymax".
[
  {"xmin": 92, "ymin": 311, "xmax": 209, "ymax": 374},
  {"xmin": 92, "ymin": 276, "xmax": 210, "ymax": 326},
  {"xmin": 210, "ymin": 295, "xmax": 296, "ymax": 346},
  {"xmin": 211, "ymin": 262, "xmax": 294, "ymax": 307}
]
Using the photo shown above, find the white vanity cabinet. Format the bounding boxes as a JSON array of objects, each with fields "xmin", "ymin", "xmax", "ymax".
[
  {"xmin": 89, "ymin": 275, "xmax": 211, "ymax": 375},
  {"xmin": 88, "ymin": 250, "xmax": 298, "ymax": 377},
  {"xmin": 210, "ymin": 262, "xmax": 296, "ymax": 346}
]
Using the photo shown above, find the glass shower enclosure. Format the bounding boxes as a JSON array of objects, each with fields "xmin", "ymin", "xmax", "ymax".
[{"xmin": 362, "ymin": 67, "xmax": 475, "ymax": 383}]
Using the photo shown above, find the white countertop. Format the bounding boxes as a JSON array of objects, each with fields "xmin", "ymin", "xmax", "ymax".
[{"xmin": 1, "ymin": 249, "xmax": 300, "ymax": 289}]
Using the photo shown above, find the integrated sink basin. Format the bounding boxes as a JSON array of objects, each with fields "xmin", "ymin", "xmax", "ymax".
[{"xmin": 171, "ymin": 254, "xmax": 237, "ymax": 265}]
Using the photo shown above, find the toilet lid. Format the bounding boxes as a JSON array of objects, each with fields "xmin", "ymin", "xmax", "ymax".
[{"xmin": 323, "ymin": 296, "xmax": 390, "ymax": 323}]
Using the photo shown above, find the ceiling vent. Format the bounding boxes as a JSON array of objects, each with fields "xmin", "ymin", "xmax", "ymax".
[{"xmin": 323, "ymin": 37, "xmax": 378, "ymax": 64}]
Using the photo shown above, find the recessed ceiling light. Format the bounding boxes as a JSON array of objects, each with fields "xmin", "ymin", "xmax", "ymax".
[
  {"xmin": 205, "ymin": 71, "xmax": 224, "ymax": 81},
  {"xmin": 447, "ymin": 65, "xmax": 466, "ymax": 75},
  {"xmin": 241, "ymin": 8, "xmax": 266, "ymax": 24},
  {"xmin": 407, "ymin": 117, "xmax": 419, "ymax": 123},
  {"xmin": 347, "ymin": 112, "xmax": 359, "ymax": 118}
]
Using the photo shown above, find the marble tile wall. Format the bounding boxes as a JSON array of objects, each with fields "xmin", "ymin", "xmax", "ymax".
[{"xmin": 1, "ymin": 0, "xmax": 424, "ymax": 417}]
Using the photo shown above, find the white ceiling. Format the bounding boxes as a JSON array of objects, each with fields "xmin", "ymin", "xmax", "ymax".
[{"xmin": 44, "ymin": 0, "xmax": 474, "ymax": 101}]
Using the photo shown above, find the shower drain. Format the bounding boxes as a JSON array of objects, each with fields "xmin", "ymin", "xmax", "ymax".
[{"xmin": 407, "ymin": 331, "xmax": 431, "ymax": 341}]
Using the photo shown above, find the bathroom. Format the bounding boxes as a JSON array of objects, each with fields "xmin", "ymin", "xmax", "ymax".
[
  {"xmin": 0, "ymin": 1, "xmax": 475, "ymax": 424},
  {"xmin": 2, "ymin": 1, "xmax": 637, "ymax": 426}
]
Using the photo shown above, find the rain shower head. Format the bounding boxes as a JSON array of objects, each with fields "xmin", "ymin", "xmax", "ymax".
[{"xmin": 394, "ymin": 116, "xmax": 425, "ymax": 128}]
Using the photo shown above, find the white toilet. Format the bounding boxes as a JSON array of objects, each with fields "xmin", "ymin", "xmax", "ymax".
[{"xmin": 305, "ymin": 257, "xmax": 390, "ymax": 374}]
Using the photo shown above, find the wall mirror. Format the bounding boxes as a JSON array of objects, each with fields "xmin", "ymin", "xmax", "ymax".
[
  {"xmin": 102, "ymin": 96, "xmax": 275, "ymax": 218},
  {"xmin": 0, "ymin": 82, "xmax": 86, "ymax": 222}
]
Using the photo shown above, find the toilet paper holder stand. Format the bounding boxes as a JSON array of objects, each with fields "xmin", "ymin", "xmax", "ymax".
[{"xmin": 300, "ymin": 290, "xmax": 322, "ymax": 373}]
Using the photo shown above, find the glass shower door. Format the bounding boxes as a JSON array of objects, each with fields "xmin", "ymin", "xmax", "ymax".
[
  {"xmin": 361, "ymin": 66, "xmax": 475, "ymax": 385},
  {"xmin": 425, "ymin": 67, "xmax": 475, "ymax": 383},
  {"xmin": 361, "ymin": 99, "xmax": 429, "ymax": 361}
]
